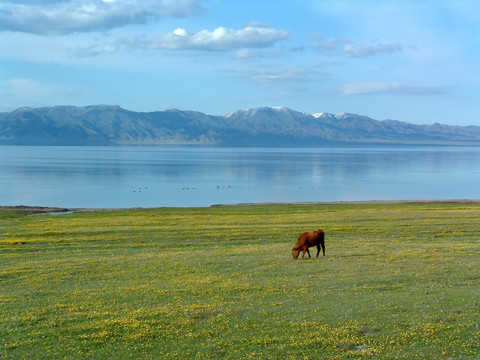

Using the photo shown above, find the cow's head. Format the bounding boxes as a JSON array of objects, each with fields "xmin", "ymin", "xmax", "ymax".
[{"xmin": 292, "ymin": 248, "xmax": 300, "ymax": 260}]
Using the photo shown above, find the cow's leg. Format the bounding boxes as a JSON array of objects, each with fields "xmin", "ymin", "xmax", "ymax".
[
  {"xmin": 316, "ymin": 244, "xmax": 320, "ymax": 258},
  {"xmin": 306, "ymin": 248, "xmax": 311, "ymax": 258}
]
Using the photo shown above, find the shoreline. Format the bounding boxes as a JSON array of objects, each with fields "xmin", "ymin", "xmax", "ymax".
[{"xmin": 2, "ymin": 199, "xmax": 479, "ymax": 214}]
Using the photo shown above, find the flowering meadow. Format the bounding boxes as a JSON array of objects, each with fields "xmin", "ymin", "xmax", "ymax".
[{"xmin": 1, "ymin": 202, "xmax": 479, "ymax": 359}]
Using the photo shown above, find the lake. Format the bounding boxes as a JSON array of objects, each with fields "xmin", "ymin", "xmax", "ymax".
[{"xmin": 1, "ymin": 145, "xmax": 480, "ymax": 208}]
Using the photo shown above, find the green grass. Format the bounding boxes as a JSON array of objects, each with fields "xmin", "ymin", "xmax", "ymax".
[{"xmin": 1, "ymin": 202, "xmax": 480, "ymax": 359}]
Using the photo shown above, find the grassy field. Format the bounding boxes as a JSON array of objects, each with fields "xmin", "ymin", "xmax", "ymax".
[{"xmin": 1, "ymin": 202, "xmax": 479, "ymax": 359}]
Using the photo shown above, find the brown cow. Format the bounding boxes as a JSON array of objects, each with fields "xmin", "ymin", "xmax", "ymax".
[{"xmin": 292, "ymin": 229, "xmax": 325, "ymax": 260}]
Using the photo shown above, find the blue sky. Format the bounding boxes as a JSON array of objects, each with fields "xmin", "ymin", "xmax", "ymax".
[{"xmin": 1, "ymin": 0, "xmax": 479, "ymax": 125}]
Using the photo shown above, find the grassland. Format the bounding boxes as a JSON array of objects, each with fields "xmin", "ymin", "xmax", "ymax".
[{"xmin": 1, "ymin": 202, "xmax": 479, "ymax": 359}]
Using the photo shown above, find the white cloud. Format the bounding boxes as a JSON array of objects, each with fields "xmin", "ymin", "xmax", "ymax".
[
  {"xmin": 312, "ymin": 35, "xmax": 346, "ymax": 53},
  {"xmin": 148, "ymin": 25, "xmax": 289, "ymax": 51},
  {"xmin": 173, "ymin": 28, "xmax": 188, "ymax": 37},
  {"xmin": 233, "ymin": 48, "xmax": 285, "ymax": 60},
  {"xmin": 74, "ymin": 25, "xmax": 290, "ymax": 55},
  {"xmin": 252, "ymin": 69, "xmax": 312, "ymax": 85},
  {"xmin": 313, "ymin": 34, "xmax": 406, "ymax": 57},
  {"xmin": 339, "ymin": 82, "xmax": 448, "ymax": 96},
  {"xmin": 341, "ymin": 43, "xmax": 404, "ymax": 57},
  {"xmin": 222, "ymin": 67, "xmax": 326, "ymax": 87},
  {"xmin": 0, "ymin": 0, "xmax": 203, "ymax": 35}
]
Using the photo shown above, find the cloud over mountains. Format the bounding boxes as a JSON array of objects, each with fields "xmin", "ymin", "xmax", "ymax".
[{"xmin": 1, "ymin": 1, "xmax": 478, "ymax": 127}]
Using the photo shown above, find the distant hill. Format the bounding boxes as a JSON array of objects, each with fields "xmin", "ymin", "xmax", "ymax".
[{"xmin": 1, "ymin": 105, "xmax": 480, "ymax": 145}]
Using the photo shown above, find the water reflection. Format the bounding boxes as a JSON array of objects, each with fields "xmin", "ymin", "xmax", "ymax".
[{"xmin": 1, "ymin": 145, "xmax": 479, "ymax": 207}]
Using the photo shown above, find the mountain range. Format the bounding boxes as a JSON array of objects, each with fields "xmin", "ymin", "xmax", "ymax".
[{"xmin": 1, "ymin": 105, "xmax": 480, "ymax": 145}]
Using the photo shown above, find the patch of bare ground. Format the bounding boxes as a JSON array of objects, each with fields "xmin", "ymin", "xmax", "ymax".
[{"xmin": 0, "ymin": 206, "xmax": 70, "ymax": 215}]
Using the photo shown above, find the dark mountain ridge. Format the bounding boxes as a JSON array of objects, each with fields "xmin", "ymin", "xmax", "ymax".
[{"xmin": 1, "ymin": 105, "xmax": 479, "ymax": 145}]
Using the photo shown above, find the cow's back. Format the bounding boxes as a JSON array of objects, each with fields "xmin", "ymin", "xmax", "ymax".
[
  {"xmin": 298, "ymin": 231, "xmax": 315, "ymax": 246},
  {"xmin": 304, "ymin": 230, "xmax": 324, "ymax": 246}
]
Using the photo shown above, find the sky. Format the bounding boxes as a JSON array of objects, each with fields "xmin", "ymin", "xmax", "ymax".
[{"xmin": 1, "ymin": 0, "xmax": 480, "ymax": 125}]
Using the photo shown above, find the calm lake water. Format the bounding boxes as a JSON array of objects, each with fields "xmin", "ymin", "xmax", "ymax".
[{"xmin": 1, "ymin": 145, "xmax": 480, "ymax": 208}]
